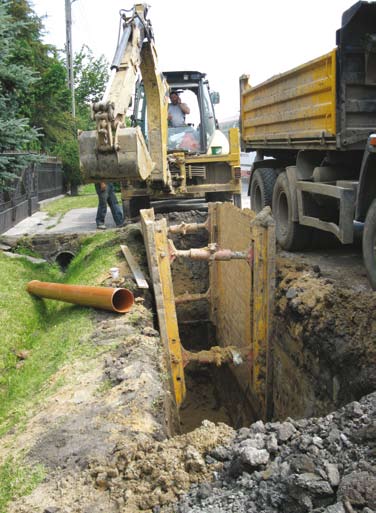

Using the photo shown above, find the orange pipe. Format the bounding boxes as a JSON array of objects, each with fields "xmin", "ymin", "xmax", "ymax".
[{"xmin": 27, "ymin": 280, "xmax": 134, "ymax": 313}]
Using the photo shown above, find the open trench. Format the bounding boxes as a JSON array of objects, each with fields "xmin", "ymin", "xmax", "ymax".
[
  {"xmin": 169, "ymin": 219, "xmax": 254, "ymax": 433},
  {"xmin": 166, "ymin": 209, "xmax": 376, "ymax": 433},
  {"xmin": 3, "ymin": 209, "xmax": 376, "ymax": 512},
  {"xmin": 11, "ymin": 211, "xmax": 376, "ymax": 428}
]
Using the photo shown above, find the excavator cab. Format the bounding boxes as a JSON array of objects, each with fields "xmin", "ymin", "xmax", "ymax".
[{"xmin": 132, "ymin": 71, "xmax": 229, "ymax": 155}]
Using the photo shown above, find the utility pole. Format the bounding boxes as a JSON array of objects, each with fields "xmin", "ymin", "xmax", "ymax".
[{"xmin": 65, "ymin": 0, "xmax": 76, "ymax": 117}]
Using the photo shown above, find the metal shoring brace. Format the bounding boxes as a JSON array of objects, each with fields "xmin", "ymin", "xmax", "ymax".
[
  {"xmin": 168, "ymin": 239, "xmax": 254, "ymax": 265},
  {"xmin": 168, "ymin": 227, "xmax": 254, "ymax": 369}
]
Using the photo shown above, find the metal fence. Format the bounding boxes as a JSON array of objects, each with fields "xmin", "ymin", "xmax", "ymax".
[{"xmin": 0, "ymin": 157, "xmax": 64, "ymax": 234}]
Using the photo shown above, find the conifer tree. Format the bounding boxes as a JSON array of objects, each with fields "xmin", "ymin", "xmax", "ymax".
[{"xmin": 0, "ymin": 1, "xmax": 39, "ymax": 189}]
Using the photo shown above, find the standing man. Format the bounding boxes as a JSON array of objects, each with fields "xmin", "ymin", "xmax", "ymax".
[
  {"xmin": 168, "ymin": 91, "xmax": 190, "ymax": 127},
  {"xmin": 95, "ymin": 182, "xmax": 124, "ymax": 229}
]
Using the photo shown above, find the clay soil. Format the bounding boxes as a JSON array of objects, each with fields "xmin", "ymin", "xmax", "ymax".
[{"xmin": 275, "ymin": 244, "xmax": 376, "ymax": 414}]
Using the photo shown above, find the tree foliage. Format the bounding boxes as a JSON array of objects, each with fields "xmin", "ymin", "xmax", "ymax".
[
  {"xmin": 1, "ymin": 0, "xmax": 110, "ymax": 190},
  {"xmin": 0, "ymin": 1, "xmax": 39, "ymax": 188},
  {"xmin": 53, "ymin": 47, "xmax": 109, "ymax": 188},
  {"xmin": 53, "ymin": 46, "xmax": 109, "ymax": 188},
  {"xmin": 7, "ymin": 0, "xmax": 73, "ymax": 152},
  {"xmin": 74, "ymin": 45, "xmax": 109, "ymax": 130}
]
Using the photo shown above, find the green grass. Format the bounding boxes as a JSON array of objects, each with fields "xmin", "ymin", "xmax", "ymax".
[
  {"xmin": 41, "ymin": 185, "xmax": 122, "ymax": 218},
  {"xmin": 0, "ymin": 226, "xmax": 133, "ymax": 510},
  {"xmin": 0, "ymin": 230, "xmax": 127, "ymax": 434},
  {"xmin": 0, "ymin": 456, "xmax": 45, "ymax": 512},
  {"xmin": 65, "ymin": 230, "xmax": 126, "ymax": 285},
  {"xmin": 0, "ymin": 228, "xmax": 132, "ymax": 408},
  {"xmin": 41, "ymin": 193, "xmax": 98, "ymax": 217},
  {"xmin": 79, "ymin": 184, "xmax": 96, "ymax": 195},
  {"xmin": 0, "ymin": 255, "xmax": 93, "ymax": 432}
]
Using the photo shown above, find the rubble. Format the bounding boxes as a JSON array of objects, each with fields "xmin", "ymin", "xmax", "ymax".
[{"xmin": 174, "ymin": 393, "xmax": 376, "ymax": 513}]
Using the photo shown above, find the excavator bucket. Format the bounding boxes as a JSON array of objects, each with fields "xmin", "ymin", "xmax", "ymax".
[{"xmin": 79, "ymin": 126, "xmax": 154, "ymax": 182}]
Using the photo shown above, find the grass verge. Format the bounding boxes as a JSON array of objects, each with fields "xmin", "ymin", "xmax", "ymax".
[
  {"xmin": 41, "ymin": 185, "xmax": 122, "ymax": 218},
  {"xmin": 0, "ymin": 456, "xmax": 45, "ymax": 513},
  {"xmin": 41, "ymin": 193, "xmax": 98, "ymax": 217},
  {"xmin": 0, "ymin": 229, "xmax": 128, "ymax": 432},
  {"xmin": 0, "ymin": 228, "xmax": 132, "ymax": 509}
]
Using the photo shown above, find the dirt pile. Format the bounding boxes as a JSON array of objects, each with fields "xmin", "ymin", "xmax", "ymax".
[
  {"xmin": 90, "ymin": 421, "xmax": 234, "ymax": 512},
  {"xmin": 174, "ymin": 392, "xmax": 376, "ymax": 513}
]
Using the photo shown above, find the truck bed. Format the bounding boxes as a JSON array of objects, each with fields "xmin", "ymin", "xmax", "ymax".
[
  {"xmin": 240, "ymin": 50, "xmax": 337, "ymax": 150},
  {"xmin": 241, "ymin": 2, "xmax": 376, "ymax": 153}
]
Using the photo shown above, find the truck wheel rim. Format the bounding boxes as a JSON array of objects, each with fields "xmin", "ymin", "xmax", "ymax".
[
  {"xmin": 277, "ymin": 191, "xmax": 289, "ymax": 237},
  {"xmin": 254, "ymin": 185, "xmax": 262, "ymax": 212}
]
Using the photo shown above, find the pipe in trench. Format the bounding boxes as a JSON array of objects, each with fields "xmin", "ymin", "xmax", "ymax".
[{"xmin": 27, "ymin": 280, "xmax": 134, "ymax": 313}]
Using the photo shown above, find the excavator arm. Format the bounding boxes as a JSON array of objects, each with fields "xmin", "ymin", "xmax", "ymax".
[{"xmin": 79, "ymin": 4, "xmax": 169, "ymax": 186}]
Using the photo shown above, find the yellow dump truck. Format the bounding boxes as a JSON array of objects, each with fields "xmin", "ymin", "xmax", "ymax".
[{"xmin": 241, "ymin": 1, "xmax": 376, "ymax": 289}]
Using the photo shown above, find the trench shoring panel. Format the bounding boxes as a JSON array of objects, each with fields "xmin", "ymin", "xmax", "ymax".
[
  {"xmin": 141, "ymin": 204, "xmax": 275, "ymax": 423},
  {"xmin": 209, "ymin": 203, "xmax": 275, "ymax": 420}
]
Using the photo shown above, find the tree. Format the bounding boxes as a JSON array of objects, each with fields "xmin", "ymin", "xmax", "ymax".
[
  {"xmin": 74, "ymin": 45, "xmax": 109, "ymax": 130},
  {"xmin": 2, "ymin": 1, "xmax": 110, "ymax": 194},
  {"xmin": 53, "ymin": 47, "xmax": 109, "ymax": 193},
  {"xmin": 7, "ymin": 0, "xmax": 73, "ymax": 152},
  {"xmin": 0, "ymin": 1, "xmax": 39, "ymax": 189}
]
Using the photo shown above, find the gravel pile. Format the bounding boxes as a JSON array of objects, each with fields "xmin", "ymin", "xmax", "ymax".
[{"xmin": 173, "ymin": 392, "xmax": 376, "ymax": 513}]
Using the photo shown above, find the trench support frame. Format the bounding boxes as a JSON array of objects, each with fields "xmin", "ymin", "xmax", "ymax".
[
  {"xmin": 141, "ymin": 204, "xmax": 275, "ymax": 421},
  {"xmin": 141, "ymin": 209, "xmax": 186, "ymax": 415}
]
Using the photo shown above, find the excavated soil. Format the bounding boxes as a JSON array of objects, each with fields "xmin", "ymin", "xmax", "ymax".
[
  {"xmin": 273, "ymin": 252, "xmax": 376, "ymax": 418},
  {"xmin": 1, "ymin": 212, "xmax": 376, "ymax": 513}
]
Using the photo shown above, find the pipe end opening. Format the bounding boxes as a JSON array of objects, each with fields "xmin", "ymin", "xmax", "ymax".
[{"xmin": 112, "ymin": 288, "xmax": 134, "ymax": 313}]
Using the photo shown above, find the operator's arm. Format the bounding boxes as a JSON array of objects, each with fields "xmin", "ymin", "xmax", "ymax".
[{"xmin": 179, "ymin": 100, "xmax": 190, "ymax": 115}]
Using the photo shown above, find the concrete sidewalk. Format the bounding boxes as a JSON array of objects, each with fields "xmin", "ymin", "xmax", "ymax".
[{"xmin": 3, "ymin": 207, "xmax": 119, "ymax": 237}]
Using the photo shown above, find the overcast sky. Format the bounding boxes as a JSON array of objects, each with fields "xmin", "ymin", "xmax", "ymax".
[{"xmin": 31, "ymin": 0, "xmax": 356, "ymax": 120}]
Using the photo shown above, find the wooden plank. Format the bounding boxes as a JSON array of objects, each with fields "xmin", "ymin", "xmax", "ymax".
[{"xmin": 120, "ymin": 244, "xmax": 149, "ymax": 289}]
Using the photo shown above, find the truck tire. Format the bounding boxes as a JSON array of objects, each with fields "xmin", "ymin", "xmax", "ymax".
[
  {"xmin": 272, "ymin": 172, "xmax": 312, "ymax": 251},
  {"xmin": 233, "ymin": 193, "xmax": 242, "ymax": 208},
  {"xmin": 124, "ymin": 196, "xmax": 151, "ymax": 220},
  {"xmin": 250, "ymin": 168, "xmax": 277, "ymax": 213},
  {"xmin": 362, "ymin": 198, "xmax": 376, "ymax": 290}
]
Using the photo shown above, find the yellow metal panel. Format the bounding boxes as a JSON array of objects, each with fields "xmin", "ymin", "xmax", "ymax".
[
  {"xmin": 251, "ymin": 219, "xmax": 275, "ymax": 420},
  {"xmin": 228, "ymin": 127, "xmax": 241, "ymax": 166},
  {"xmin": 241, "ymin": 50, "xmax": 337, "ymax": 142},
  {"xmin": 154, "ymin": 219, "xmax": 186, "ymax": 406},
  {"xmin": 184, "ymin": 127, "xmax": 240, "ymax": 167},
  {"xmin": 208, "ymin": 203, "xmax": 275, "ymax": 420},
  {"xmin": 140, "ymin": 209, "xmax": 186, "ymax": 410}
]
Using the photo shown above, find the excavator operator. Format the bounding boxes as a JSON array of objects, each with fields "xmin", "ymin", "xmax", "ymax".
[{"xmin": 168, "ymin": 91, "xmax": 190, "ymax": 127}]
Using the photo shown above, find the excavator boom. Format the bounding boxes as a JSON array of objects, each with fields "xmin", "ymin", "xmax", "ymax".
[{"xmin": 79, "ymin": 4, "xmax": 169, "ymax": 185}]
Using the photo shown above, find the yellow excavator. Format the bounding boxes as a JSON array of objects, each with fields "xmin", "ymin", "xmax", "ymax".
[{"xmin": 79, "ymin": 4, "xmax": 241, "ymax": 218}]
